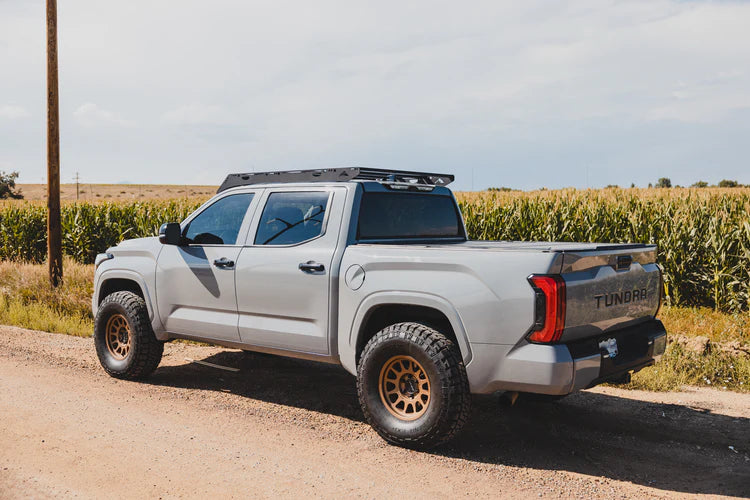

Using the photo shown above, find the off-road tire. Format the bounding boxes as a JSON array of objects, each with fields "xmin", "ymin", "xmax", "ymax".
[
  {"xmin": 94, "ymin": 291, "xmax": 163, "ymax": 380},
  {"xmin": 357, "ymin": 322, "xmax": 471, "ymax": 449}
]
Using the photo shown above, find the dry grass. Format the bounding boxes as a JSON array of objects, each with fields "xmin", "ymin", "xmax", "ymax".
[
  {"xmin": 658, "ymin": 306, "xmax": 749, "ymax": 344},
  {"xmin": 628, "ymin": 340, "xmax": 750, "ymax": 392},
  {"xmin": 626, "ymin": 306, "xmax": 750, "ymax": 392},
  {"xmin": 0, "ymin": 259, "xmax": 93, "ymax": 336},
  {"xmin": 12, "ymin": 184, "xmax": 750, "ymax": 204},
  {"xmin": 15, "ymin": 183, "xmax": 217, "ymax": 203}
]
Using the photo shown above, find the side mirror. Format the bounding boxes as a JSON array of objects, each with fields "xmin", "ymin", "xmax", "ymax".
[{"xmin": 159, "ymin": 222, "xmax": 183, "ymax": 245}]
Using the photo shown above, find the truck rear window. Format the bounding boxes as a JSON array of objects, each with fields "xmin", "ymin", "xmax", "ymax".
[{"xmin": 357, "ymin": 192, "xmax": 465, "ymax": 240}]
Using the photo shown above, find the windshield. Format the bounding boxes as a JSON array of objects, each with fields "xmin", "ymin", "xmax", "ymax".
[{"xmin": 357, "ymin": 192, "xmax": 465, "ymax": 241}]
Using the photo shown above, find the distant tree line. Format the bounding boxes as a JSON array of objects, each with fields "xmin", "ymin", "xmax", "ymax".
[
  {"xmin": 486, "ymin": 178, "xmax": 745, "ymax": 191},
  {"xmin": 648, "ymin": 178, "xmax": 745, "ymax": 188}
]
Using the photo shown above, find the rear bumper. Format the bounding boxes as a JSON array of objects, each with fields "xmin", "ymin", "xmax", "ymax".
[{"xmin": 467, "ymin": 319, "xmax": 667, "ymax": 395}]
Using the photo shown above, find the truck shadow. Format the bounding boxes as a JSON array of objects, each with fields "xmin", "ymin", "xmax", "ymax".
[{"xmin": 148, "ymin": 350, "xmax": 750, "ymax": 498}]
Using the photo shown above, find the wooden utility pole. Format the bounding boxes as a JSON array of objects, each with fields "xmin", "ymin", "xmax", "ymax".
[{"xmin": 47, "ymin": 0, "xmax": 63, "ymax": 286}]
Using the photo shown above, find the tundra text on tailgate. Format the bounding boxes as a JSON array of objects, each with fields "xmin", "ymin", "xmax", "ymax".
[{"xmin": 92, "ymin": 168, "xmax": 667, "ymax": 448}]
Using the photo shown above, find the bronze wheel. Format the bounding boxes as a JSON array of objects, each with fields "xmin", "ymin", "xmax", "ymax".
[
  {"xmin": 357, "ymin": 322, "xmax": 471, "ymax": 449},
  {"xmin": 105, "ymin": 313, "xmax": 131, "ymax": 360},
  {"xmin": 378, "ymin": 355, "xmax": 431, "ymax": 421},
  {"xmin": 95, "ymin": 291, "xmax": 163, "ymax": 380}
]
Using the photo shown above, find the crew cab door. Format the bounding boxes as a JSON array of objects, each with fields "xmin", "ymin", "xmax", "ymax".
[
  {"xmin": 155, "ymin": 191, "xmax": 258, "ymax": 341},
  {"xmin": 235, "ymin": 187, "xmax": 345, "ymax": 354}
]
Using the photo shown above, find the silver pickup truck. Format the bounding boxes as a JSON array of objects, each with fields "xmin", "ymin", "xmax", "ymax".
[{"xmin": 92, "ymin": 168, "xmax": 667, "ymax": 448}]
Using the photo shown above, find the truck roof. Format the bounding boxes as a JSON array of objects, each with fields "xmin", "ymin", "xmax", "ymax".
[{"xmin": 217, "ymin": 167, "xmax": 454, "ymax": 193}]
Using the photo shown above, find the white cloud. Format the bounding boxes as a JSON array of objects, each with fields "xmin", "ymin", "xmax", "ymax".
[
  {"xmin": 0, "ymin": 104, "xmax": 30, "ymax": 119},
  {"xmin": 72, "ymin": 103, "xmax": 134, "ymax": 128}
]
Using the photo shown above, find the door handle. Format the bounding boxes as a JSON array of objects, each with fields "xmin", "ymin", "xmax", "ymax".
[
  {"xmin": 298, "ymin": 261, "xmax": 325, "ymax": 273},
  {"xmin": 213, "ymin": 257, "xmax": 235, "ymax": 268}
]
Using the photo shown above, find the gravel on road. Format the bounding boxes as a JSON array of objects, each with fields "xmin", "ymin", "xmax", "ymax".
[{"xmin": 1, "ymin": 325, "xmax": 748, "ymax": 499}]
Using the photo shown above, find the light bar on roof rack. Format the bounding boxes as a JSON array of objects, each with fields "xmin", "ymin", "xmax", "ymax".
[{"xmin": 217, "ymin": 167, "xmax": 454, "ymax": 192}]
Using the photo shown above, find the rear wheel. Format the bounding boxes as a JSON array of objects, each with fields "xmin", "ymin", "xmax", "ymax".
[
  {"xmin": 357, "ymin": 322, "xmax": 471, "ymax": 449},
  {"xmin": 94, "ymin": 291, "xmax": 163, "ymax": 379}
]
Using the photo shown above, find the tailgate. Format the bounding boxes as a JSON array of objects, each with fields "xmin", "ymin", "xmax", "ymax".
[{"xmin": 560, "ymin": 245, "xmax": 661, "ymax": 342}]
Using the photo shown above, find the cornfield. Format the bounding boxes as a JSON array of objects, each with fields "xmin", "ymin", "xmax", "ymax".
[
  {"xmin": 0, "ymin": 200, "xmax": 201, "ymax": 265},
  {"xmin": 1, "ymin": 188, "xmax": 749, "ymax": 312}
]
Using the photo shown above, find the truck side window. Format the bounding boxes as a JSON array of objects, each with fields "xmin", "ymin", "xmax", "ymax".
[
  {"xmin": 183, "ymin": 193, "xmax": 253, "ymax": 245},
  {"xmin": 255, "ymin": 191, "xmax": 329, "ymax": 245}
]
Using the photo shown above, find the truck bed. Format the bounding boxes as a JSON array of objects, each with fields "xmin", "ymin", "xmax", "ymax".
[
  {"xmin": 350, "ymin": 240, "xmax": 661, "ymax": 342},
  {"xmin": 366, "ymin": 240, "xmax": 652, "ymax": 253}
]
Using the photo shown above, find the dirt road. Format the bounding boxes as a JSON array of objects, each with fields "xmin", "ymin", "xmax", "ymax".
[{"xmin": 1, "ymin": 326, "xmax": 748, "ymax": 499}]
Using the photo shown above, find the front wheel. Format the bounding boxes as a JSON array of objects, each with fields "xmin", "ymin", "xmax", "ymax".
[
  {"xmin": 357, "ymin": 322, "xmax": 471, "ymax": 449},
  {"xmin": 94, "ymin": 291, "xmax": 163, "ymax": 379}
]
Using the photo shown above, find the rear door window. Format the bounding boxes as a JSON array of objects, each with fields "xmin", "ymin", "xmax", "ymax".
[{"xmin": 254, "ymin": 191, "xmax": 330, "ymax": 245}]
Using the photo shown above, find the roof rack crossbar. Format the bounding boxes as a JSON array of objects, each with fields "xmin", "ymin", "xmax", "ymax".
[{"xmin": 217, "ymin": 167, "xmax": 454, "ymax": 192}]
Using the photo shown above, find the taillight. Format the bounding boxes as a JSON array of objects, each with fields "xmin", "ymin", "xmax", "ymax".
[
  {"xmin": 527, "ymin": 275, "xmax": 566, "ymax": 343},
  {"xmin": 655, "ymin": 264, "xmax": 664, "ymax": 317}
]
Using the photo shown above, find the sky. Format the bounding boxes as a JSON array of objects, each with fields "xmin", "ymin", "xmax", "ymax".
[{"xmin": 1, "ymin": 1, "xmax": 749, "ymax": 191}]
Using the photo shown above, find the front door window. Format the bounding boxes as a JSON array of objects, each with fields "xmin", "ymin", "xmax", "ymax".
[{"xmin": 184, "ymin": 193, "xmax": 254, "ymax": 245}]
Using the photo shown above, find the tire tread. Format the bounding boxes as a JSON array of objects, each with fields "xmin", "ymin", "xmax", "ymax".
[
  {"xmin": 95, "ymin": 291, "xmax": 163, "ymax": 379},
  {"xmin": 357, "ymin": 322, "xmax": 471, "ymax": 448}
]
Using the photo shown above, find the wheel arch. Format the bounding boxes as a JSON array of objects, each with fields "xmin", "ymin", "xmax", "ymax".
[
  {"xmin": 95, "ymin": 270, "xmax": 154, "ymax": 321},
  {"xmin": 344, "ymin": 292, "xmax": 472, "ymax": 373}
]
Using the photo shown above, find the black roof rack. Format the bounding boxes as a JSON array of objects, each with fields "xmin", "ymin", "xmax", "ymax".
[{"xmin": 217, "ymin": 167, "xmax": 454, "ymax": 193}]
